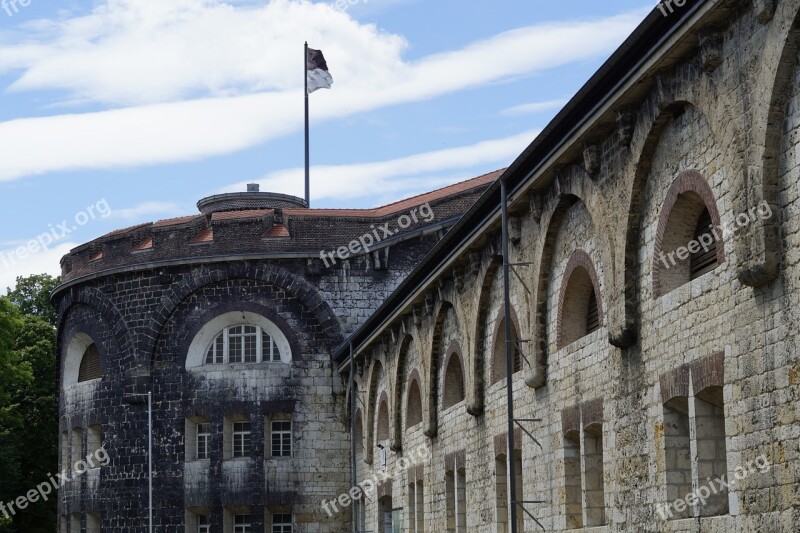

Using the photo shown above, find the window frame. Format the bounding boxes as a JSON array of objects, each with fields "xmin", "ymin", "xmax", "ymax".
[
  {"xmin": 205, "ymin": 324, "xmax": 284, "ymax": 366},
  {"xmin": 232, "ymin": 421, "xmax": 252, "ymax": 458},
  {"xmin": 270, "ymin": 421, "xmax": 293, "ymax": 458}
]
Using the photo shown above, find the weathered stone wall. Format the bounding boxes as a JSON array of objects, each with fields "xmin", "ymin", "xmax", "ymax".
[
  {"xmin": 350, "ymin": 2, "xmax": 800, "ymax": 531},
  {"xmin": 54, "ymin": 227, "xmax": 446, "ymax": 533}
]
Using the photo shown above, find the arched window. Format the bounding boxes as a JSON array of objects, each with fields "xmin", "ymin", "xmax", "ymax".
[
  {"xmin": 491, "ymin": 316, "xmax": 522, "ymax": 385},
  {"xmin": 690, "ymin": 208, "xmax": 717, "ymax": 279},
  {"xmin": 560, "ymin": 268, "xmax": 600, "ymax": 347},
  {"xmin": 376, "ymin": 398, "xmax": 390, "ymax": 442},
  {"xmin": 653, "ymin": 171, "xmax": 723, "ymax": 297},
  {"xmin": 63, "ymin": 332, "xmax": 101, "ymax": 389},
  {"xmin": 558, "ymin": 251, "xmax": 603, "ymax": 349},
  {"xmin": 186, "ymin": 311, "xmax": 292, "ymax": 369},
  {"xmin": 442, "ymin": 352, "xmax": 465, "ymax": 409},
  {"xmin": 406, "ymin": 380, "xmax": 423, "ymax": 428},
  {"xmin": 78, "ymin": 344, "xmax": 102, "ymax": 382},
  {"xmin": 205, "ymin": 325, "xmax": 282, "ymax": 365}
]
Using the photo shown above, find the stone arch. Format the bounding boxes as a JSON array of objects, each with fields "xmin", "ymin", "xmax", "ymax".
[
  {"xmin": 652, "ymin": 170, "xmax": 724, "ymax": 297},
  {"xmin": 557, "ymin": 250, "xmax": 604, "ymax": 348},
  {"xmin": 620, "ymin": 63, "xmax": 744, "ymax": 345},
  {"xmin": 468, "ymin": 256, "xmax": 501, "ymax": 416},
  {"xmin": 405, "ymin": 369, "xmax": 424, "ymax": 431},
  {"xmin": 375, "ymin": 391, "xmax": 391, "ymax": 443},
  {"xmin": 391, "ymin": 334, "xmax": 414, "ymax": 451},
  {"xmin": 442, "ymin": 341, "xmax": 465, "ymax": 410},
  {"xmin": 426, "ymin": 301, "xmax": 457, "ymax": 437},
  {"xmin": 56, "ymin": 286, "xmax": 132, "ymax": 361},
  {"xmin": 530, "ymin": 170, "xmax": 613, "ymax": 386},
  {"xmin": 364, "ymin": 359, "xmax": 384, "ymax": 465},
  {"xmin": 739, "ymin": 1, "xmax": 800, "ymax": 286},
  {"xmin": 144, "ymin": 263, "xmax": 343, "ymax": 372},
  {"xmin": 489, "ymin": 305, "xmax": 522, "ymax": 385}
]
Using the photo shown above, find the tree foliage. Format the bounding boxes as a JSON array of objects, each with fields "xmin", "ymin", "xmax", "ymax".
[{"xmin": 0, "ymin": 275, "xmax": 58, "ymax": 532}]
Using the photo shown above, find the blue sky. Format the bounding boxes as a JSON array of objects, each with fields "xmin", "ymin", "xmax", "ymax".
[{"xmin": 0, "ymin": 0, "xmax": 654, "ymax": 290}]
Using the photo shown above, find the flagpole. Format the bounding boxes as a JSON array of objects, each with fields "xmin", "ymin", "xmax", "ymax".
[{"xmin": 304, "ymin": 41, "xmax": 310, "ymax": 208}]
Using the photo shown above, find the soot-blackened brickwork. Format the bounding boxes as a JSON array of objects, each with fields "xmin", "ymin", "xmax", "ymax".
[{"xmin": 53, "ymin": 176, "xmax": 491, "ymax": 532}]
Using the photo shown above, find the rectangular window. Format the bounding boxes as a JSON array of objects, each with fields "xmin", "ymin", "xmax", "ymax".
[
  {"xmin": 87, "ymin": 425, "xmax": 102, "ymax": 465},
  {"xmin": 583, "ymin": 424, "xmax": 606, "ymax": 526},
  {"xmin": 694, "ymin": 387, "xmax": 728, "ymax": 517},
  {"xmin": 70, "ymin": 428, "xmax": 82, "ymax": 467},
  {"xmin": 416, "ymin": 481, "xmax": 424, "ymax": 533},
  {"xmin": 233, "ymin": 422, "xmax": 251, "ymax": 458},
  {"xmin": 271, "ymin": 513, "xmax": 292, "ymax": 533},
  {"xmin": 197, "ymin": 423, "xmax": 211, "ymax": 460},
  {"xmin": 234, "ymin": 514, "xmax": 251, "ymax": 533},
  {"xmin": 663, "ymin": 397, "xmax": 692, "ymax": 520},
  {"xmin": 86, "ymin": 513, "xmax": 101, "ymax": 533},
  {"xmin": 243, "ymin": 325, "xmax": 258, "ymax": 363},
  {"xmin": 563, "ymin": 432, "xmax": 583, "ymax": 529},
  {"xmin": 271, "ymin": 421, "xmax": 292, "ymax": 457},
  {"xmin": 198, "ymin": 515, "xmax": 210, "ymax": 533},
  {"xmin": 61, "ymin": 432, "xmax": 70, "ymax": 473}
]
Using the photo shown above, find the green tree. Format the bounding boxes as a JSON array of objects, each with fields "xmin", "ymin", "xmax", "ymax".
[
  {"xmin": 5, "ymin": 274, "xmax": 60, "ymax": 326},
  {"xmin": 0, "ymin": 275, "xmax": 59, "ymax": 532}
]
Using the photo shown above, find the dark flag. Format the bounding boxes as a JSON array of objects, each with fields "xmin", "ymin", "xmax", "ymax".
[{"xmin": 306, "ymin": 48, "xmax": 333, "ymax": 94}]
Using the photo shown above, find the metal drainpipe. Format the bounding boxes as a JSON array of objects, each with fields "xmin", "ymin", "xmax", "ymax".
[
  {"xmin": 349, "ymin": 343, "xmax": 357, "ymax": 533},
  {"xmin": 501, "ymin": 178, "xmax": 518, "ymax": 533}
]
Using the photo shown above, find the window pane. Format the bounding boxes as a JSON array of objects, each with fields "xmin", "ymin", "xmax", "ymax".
[
  {"xmin": 233, "ymin": 422, "xmax": 251, "ymax": 457},
  {"xmin": 197, "ymin": 423, "xmax": 211, "ymax": 460},
  {"xmin": 272, "ymin": 514, "xmax": 292, "ymax": 533},
  {"xmin": 229, "ymin": 335, "xmax": 243, "ymax": 363}
]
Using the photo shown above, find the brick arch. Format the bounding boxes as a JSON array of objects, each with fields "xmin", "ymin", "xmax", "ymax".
[
  {"xmin": 652, "ymin": 170, "xmax": 724, "ymax": 298},
  {"xmin": 467, "ymin": 255, "xmax": 501, "ymax": 416},
  {"xmin": 363, "ymin": 359, "xmax": 384, "ymax": 465},
  {"xmin": 425, "ymin": 300, "xmax": 457, "ymax": 438},
  {"xmin": 404, "ymin": 369, "xmax": 424, "ymax": 431},
  {"xmin": 739, "ymin": 2, "xmax": 800, "ymax": 286},
  {"xmin": 620, "ymin": 63, "xmax": 744, "ymax": 346},
  {"xmin": 55, "ymin": 286, "xmax": 133, "ymax": 383},
  {"xmin": 144, "ymin": 263, "xmax": 343, "ymax": 371},
  {"xmin": 391, "ymin": 334, "xmax": 414, "ymax": 451},
  {"xmin": 489, "ymin": 304, "xmax": 522, "ymax": 385},
  {"xmin": 442, "ymin": 340, "xmax": 465, "ymax": 410},
  {"xmin": 557, "ymin": 249, "xmax": 604, "ymax": 348}
]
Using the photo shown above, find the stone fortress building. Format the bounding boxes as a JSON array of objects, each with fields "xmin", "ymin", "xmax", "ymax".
[{"xmin": 54, "ymin": 0, "xmax": 800, "ymax": 531}]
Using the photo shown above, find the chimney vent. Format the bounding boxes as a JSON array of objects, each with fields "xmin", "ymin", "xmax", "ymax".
[{"xmin": 247, "ymin": 183, "xmax": 260, "ymax": 192}]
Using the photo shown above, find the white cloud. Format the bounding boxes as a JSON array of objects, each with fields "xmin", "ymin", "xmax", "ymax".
[
  {"xmin": 230, "ymin": 129, "xmax": 539, "ymax": 203},
  {"xmin": 501, "ymin": 98, "xmax": 570, "ymax": 116},
  {"xmin": 108, "ymin": 201, "xmax": 183, "ymax": 222},
  {"xmin": 0, "ymin": 1, "xmax": 647, "ymax": 182},
  {"xmin": 0, "ymin": 242, "xmax": 74, "ymax": 293}
]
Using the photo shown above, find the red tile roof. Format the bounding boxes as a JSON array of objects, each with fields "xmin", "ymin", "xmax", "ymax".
[
  {"xmin": 211, "ymin": 209, "xmax": 272, "ymax": 222},
  {"xmin": 132, "ymin": 237, "xmax": 154, "ymax": 251},
  {"xmin": 189, "ymin": 227, "xmax": 214, "ymax": 244},
  {"xmin": 153, "ymin": 214, "xmax": 203, "ymax": 228},
  {"xmin": 264, "ymin": 225, "xmax": 290, "ymax": 239}
]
